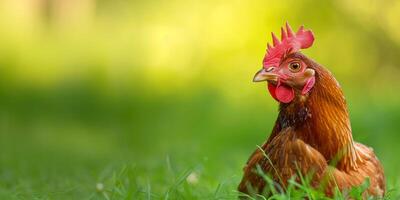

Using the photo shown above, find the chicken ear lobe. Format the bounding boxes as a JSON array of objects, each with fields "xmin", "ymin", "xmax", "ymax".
[{"xmin": 301, "ymin": 76, "xmax": 315, "ymax": 95}]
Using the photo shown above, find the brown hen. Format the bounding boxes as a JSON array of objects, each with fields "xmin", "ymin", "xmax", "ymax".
[{"xmin": 238, "ymin": 24, "xmax": 385, "ymax": 198}]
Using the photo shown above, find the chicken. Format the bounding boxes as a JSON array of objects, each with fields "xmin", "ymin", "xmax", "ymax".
[{"xmin": 238, "ymin": 23, "xmax": 385, "ymax": 198}]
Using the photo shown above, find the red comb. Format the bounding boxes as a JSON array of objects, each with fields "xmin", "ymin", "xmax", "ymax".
[{"xmin": 263, "ymin": 22, "xmax": 314, "ymax": 67}]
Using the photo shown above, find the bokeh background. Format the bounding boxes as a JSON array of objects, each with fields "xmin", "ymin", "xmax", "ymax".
[{"xmin": 0, "ymin": 0, "xmax": 399, "ymax": 199}]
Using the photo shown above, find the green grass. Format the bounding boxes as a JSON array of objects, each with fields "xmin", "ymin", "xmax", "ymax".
[{"xmin": 0, "ymin": 85, "xmax": 399, "ymax": 199}]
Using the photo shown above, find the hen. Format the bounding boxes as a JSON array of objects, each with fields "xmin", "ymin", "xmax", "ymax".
[{"xmin": 238, "ymin": 23, "xmax": 385, "ymax": 198}]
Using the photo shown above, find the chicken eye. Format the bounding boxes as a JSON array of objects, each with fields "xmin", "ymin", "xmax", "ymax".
[{"xmin": 288, "ymin": 62, "xmax": 301, "ymax": 72}]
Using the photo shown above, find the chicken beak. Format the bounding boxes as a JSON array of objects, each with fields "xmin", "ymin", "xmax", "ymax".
[{"xmin": 253, "ymin": 68, "xmax": 279, "ymax": 82}]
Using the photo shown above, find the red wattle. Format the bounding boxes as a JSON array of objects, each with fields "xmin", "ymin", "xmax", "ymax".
[
  {"xmin": 267, "ymin": 83, "xmax": 278, "ymax": 101},
  {"xmin": 268, "ymin": 82, "xmax": 295, "ymax": 103},
  {"xmin": 275, "ymin": 83, "xmax": 295, "ymax": 103}
]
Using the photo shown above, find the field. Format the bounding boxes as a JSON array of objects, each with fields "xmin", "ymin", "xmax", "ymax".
[{"xmin": 0, "ymin": 0, "xmax": 400, "ymax": 199}]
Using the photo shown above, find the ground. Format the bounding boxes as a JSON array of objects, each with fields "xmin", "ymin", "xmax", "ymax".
[{"xmin": 0, "ymin": 86, "xmax": 399, "ymax": 200}]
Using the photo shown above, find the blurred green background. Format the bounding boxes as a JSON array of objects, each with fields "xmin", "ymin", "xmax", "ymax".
[{"xmin": 0, "ymin": 0, "xmax": 399, "ymax": 199}]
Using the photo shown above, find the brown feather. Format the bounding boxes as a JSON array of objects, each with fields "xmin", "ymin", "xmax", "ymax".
[{"xmin": 238, "ymin": 52, "xmax": 385, "ymax": 198}]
